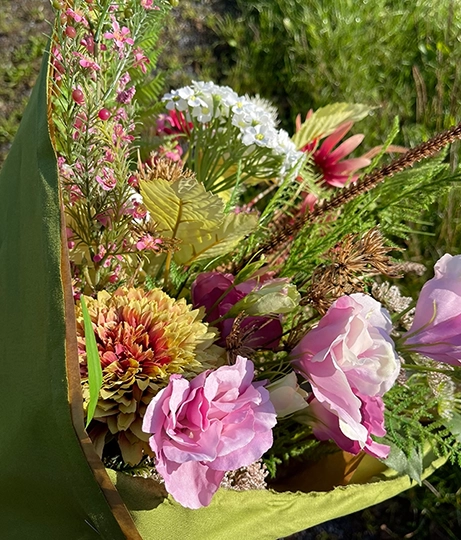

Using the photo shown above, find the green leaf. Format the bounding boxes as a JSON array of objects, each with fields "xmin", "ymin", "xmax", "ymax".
[
  {"xmin": 174, "ymin": 212, "xmax": 258, "ymax": 265},
  {"xmin": 141, "ymin": 177, "xmax": 257, "ymax": 266},
  {"xmin": 292, "ymin": 103, "xmax": 372, "ymax": 150},
  {"xmin": 81, "ymin": 296, "xmax": 103, "ymax": 428},
  {"xmin": 234, "ymin": 259, "xmax": 267, "ymax": 284},
  {"xmin": 383, "ymin": 442, "xmax": 423, "ymax": 484},
  {"xmin": 228, "ymin": 282, "xmax": 300, "ymax": 316},
  {"xmin": 140, "ymin": 177, "xmax": 224, "ymax": 243}
]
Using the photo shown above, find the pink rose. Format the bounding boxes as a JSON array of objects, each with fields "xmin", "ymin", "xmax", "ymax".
[
  {"xmin": 142, "ymin": 356, "xmax": 276, "ymax": 509},
  {"xmin": 290, "ymin": 293, "xmax": 399, "ymax": 451},
  {"xmin": 402, "ymin": 254, "xmax": 461, "ymax": 366},
  {"xmin": 307, "ymin": 393, "xmax": 390, "ymax": 458}
]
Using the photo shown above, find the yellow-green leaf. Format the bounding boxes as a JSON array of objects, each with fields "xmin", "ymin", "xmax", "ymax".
[
  {"xmin": 174, "ymin": 212, "xmax": 258, "ymax": 265},
  {"xmin": 292, "ymin": 103, "xmax": 372, "ymax": 150},
  {"xmin": 140, "ymin": 177, "xmax": 224, "ymax": 243}
]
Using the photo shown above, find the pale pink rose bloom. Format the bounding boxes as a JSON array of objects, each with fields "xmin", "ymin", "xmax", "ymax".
[
  {"xmin": 142, "ymin": 356, "xmax": 277, "ymax": 509},
  {"xmin": 402, "ymin": 254, "xmax": 461, "ymax": 365},
  {"xmin": 291, "ymin": 293, "xmax": 399, "ymax": 448},
  {"xmin": 308, "ymin": 393, "xmax": 390, "ymax": 459}
]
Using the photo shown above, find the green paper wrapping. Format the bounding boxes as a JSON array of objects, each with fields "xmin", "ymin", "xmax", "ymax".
[
  {"xmin": 107, "ymin": 449, "xmax": 446, "ymax": 540},
  {"xmin": 0, "ymin": 43, "xmax": 447, "ymax": 540},
  {"xmin": 0, "ymin": 48, "xmax": 135, "ymax": 539}
]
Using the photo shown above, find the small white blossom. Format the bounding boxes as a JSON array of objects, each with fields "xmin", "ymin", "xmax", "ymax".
[
  {"xmin": 160, "ymin": 81, "xmax": 304, "ymax": 181},
  {"xmin": 241, "ymin": 124, "xmax": 278, "ymax": 148}
]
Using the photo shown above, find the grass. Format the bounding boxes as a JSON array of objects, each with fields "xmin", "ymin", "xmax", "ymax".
[{"xmin": 0, "ymin": 1, "xmax": 53, "ymax": 165}]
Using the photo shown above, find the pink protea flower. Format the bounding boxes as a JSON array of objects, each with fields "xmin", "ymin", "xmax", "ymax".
[
  {"xmin": 297, "ymin": 112, "xmax": 371, "ymax": 189},
  {"xmin": 142, "ymin": 356, "xmax": 277, "ymax": 508},
  {"xmin": 156, "ymin": 110, "xmax": 193, "ymax": 136}
]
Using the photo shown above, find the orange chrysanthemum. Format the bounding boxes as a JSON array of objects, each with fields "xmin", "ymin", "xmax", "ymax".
[{"xmin": 76, "ymin": 287, "xmax": 222, "ymax": 465}]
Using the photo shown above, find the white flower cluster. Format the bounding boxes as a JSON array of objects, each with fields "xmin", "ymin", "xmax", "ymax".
[{"xmin": 162, "ymin": 81, "xmax": 303, "ymax": 177}]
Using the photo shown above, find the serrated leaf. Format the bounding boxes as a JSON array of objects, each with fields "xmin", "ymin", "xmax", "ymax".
[
  {"xmin": 174, "ymin": 212, "xmax": 258, "ymax": 265},
  {"xmin": 140, "ymin": 177, "xmax": 224, "ymax": 243},
  {"xmin": 81, "ymin": 296, "xmax": 103, "ymax": 428},
  {"xmin": 383, "ymin": 442, "xmax": 423, "ymax": 484},
  {"xmin": 292, "ymin": 103, "xmax": 372, "ymax": 150}
]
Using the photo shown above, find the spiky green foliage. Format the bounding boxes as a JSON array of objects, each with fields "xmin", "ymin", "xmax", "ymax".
[
  {"xmin": 279, "ymin": 153, "xmax": 460, "ymax": 286},
  {"xmin": 383, "ymin": 375, "xmax": 461, "ymax": 471}
]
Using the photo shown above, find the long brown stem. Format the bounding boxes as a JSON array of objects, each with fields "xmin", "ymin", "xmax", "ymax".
[{"xmin": 238, "ymin": 121, "xmax": 461, "ymax": 269}]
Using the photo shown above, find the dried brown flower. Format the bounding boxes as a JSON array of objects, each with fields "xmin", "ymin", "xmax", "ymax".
[
  {"xmin": 220, "ymin": 461, "xmax": 269, "ymax": 492},
  {"xmin": 225, "ymin": 312, "xmax": 257, "ymax": 363},
  {"xmin": 136, "ymin": 154, "xmax": 195, "ymax": 185},
  {"xmin": 305, "ymin": 228, "xmax": 401, "ymax": 314}
]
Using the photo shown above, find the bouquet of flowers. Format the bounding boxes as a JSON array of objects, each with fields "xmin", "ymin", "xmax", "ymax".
[{"xmin": 1, "ymin": 1, "xmax": 460, "ymax": 538}]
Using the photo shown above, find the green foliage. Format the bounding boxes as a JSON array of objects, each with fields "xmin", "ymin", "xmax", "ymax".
[
  {"xmin": 140, "ymin": 176, "xmax": 257, "ymax": 266},
  {"xmin": 263, "ymin": 417, "xmax": 323, "ymax": 479},
  {"xmin": 212, "ymin": 0, "xmax": 461, "ymax": 144},
  {"xmin": 0, "ymin": 1, "xmax": 52, "ymax": 165},
  {"xmin": 132, "ymin": 1, "xmax": 172, "ymax": 128},
  {"xmin": 277, "ymin": 151, "xmax": 459, "ymax": 287},
  {"xmin": 383, "ymin": 375, "xmax": 461, "ymax": 469},
  {"xmin": 292, "ymin": 103, "xmax": 372, "ymax": 149}
]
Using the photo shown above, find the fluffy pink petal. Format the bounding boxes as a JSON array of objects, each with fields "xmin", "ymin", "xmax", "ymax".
[{"xmin": 157, "ymin": 458, "xmax": 225, "ymax": 509}]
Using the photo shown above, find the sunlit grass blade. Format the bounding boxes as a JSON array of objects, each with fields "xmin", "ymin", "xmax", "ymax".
[{"xmin": 81, "ymin": 296, "xmax": 103, "ymax": 428}]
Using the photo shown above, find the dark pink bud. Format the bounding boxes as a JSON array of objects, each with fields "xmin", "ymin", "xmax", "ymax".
[
  {"xmin": 98, "ymin": 108, "xmax": 111, "ymax": 121},
  {"xmin": 71, "ymin": 89, "xmax": 84, "ymax": 105}
]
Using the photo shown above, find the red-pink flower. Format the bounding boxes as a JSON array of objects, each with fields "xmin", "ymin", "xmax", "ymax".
[
  {"xmin": 104, "ymin": 16, "xmax": 134, "ymax": 53},
  {"xmin": 297, "ymin": 113, "xmax": 371, "ymax": 188},
  {"xmin": 66, "ymin": 7, "xmax": 89, "ymax": 27},
  {"xmin": 74, "ymin": 52, "xmax": 101, "ymax": 71},
  {"xmin": 133, "ymin": 47, "xmax": 150, "ymax": 73},
  {"xmin": 156, "ymin": 110, "xmax": 192, "ymax": 136},
  {"xmin": 142, "ymin": 356, "xmax": 277, "ymax": 508},
  {"xmin": 95, "ymin": 166, "xmax": 117, "ymax": 191},
  {"xmin": 141, "ymin": 0, "xmax": 160, "ymax": 9},
  {"xmin": 136, "ymin": 234, "xmax": 162, "ymax": 251}
]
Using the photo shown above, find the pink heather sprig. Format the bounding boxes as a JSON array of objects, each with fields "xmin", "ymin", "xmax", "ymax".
[{"xmin": 49, "ymin": 0, "xmax": 166, "ymax": 292}]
